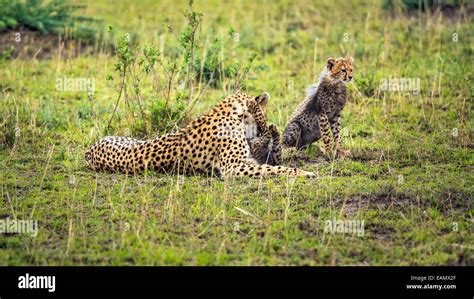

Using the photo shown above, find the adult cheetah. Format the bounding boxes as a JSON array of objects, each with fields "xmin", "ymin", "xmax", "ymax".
[{"xmin": 85, "ymin": 92, "xmax": 314, "ymax": 179}]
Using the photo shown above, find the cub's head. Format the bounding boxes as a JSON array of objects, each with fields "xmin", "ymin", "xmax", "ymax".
[{"xmin": 326, "ymin": 57, "xmax": 354, "ymax": 83}]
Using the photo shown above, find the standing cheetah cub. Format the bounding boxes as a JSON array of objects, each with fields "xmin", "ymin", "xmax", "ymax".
[{"xmin": 282, "ymin": 57, "xmax": 354, "ymax": 157}]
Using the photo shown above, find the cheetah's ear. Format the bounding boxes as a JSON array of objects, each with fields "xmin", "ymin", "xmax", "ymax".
[
  {"xmin": 327, "ymin": 57, "xmax": 336, "ymax": 70},
  {"xmin": 347, "ymin": 56, "xmax": 354, "ymax": 64},
  {"xmin": 255, "ymin": 92, "xmax": 270, "ymax": 107}
]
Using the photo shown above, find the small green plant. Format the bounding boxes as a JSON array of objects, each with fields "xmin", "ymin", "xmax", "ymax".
[
  {"xmin": 104, "ymin": 2, "xmax": 259, "ymax": 136},
  {"xmin": 178, "ymin": 0, "xmax": 203, "ymax": 104},
  {"xmin": 105, "ymin": 30, "xmax": 186, "ymax": 136},
  {"xmin": 105, "ymin": 32, "xmax": 142, "ymax": 134}
]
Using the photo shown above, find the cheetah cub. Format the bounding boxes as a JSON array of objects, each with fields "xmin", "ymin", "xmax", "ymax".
[
  {"xmin": 245, "ymin": 93, "xmax": 282, "ymax": 166},
  {"xmin": 282, "ymin": 57, "xmax": 354, "ymax": 157}
]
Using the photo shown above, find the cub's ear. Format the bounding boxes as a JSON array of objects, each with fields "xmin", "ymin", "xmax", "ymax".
[
  {"xmin": 255, "ymin": 92, "xmax": 270, "ymax": 106},
  {"xmin": 327, "ymin": 57, "xmax": 336, "ymax": 69},
  {"xmin": 347, "ymin": 56, "xmax": 354, "ymax": 64}
]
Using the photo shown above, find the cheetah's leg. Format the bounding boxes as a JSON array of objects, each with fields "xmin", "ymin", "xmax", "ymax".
[
  {"xmin": 221, "ymin": 160, "xmax": 315, "ymax": 178},
  {"xmin": 330, "ymin": 115, "xmax": 342, "ymax": 146},
  {"xmin": 318, "ymin": 114, "xmax": 333, "ymax": 154},
  {"xmin": 219, "ymin": 139, "xmax": 315, "ymax": 178},
  {"xmin": 248, "ymin": 124, "xmax": 281, "ymax": 165},
  {"xmin": 282, "ymin": 122, "xmax": 302, "ymax": 148},
  {"xmin": 269, "ymin": 124, "xmax": 282, "ymax": 165},
  {"xmin": 248, "ymin": 132, "xmax": 272, "ymax": 165},
  {"xmin": 330, "ymin": 115, "xmax": 351, "ymax": 157}
]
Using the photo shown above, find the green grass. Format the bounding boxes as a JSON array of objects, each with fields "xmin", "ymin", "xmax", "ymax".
[{"xmin": 0, "ymin": 0, "xmax": 473, "ymax": 265}]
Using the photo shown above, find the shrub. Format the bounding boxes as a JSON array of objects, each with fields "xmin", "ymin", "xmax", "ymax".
[
  {"xmin": 105, "ymin": 2, "xmax": 258, "ymax": 137},
  {"xmin": 149, "ymin": 100, "xmax": 186, "ymax": 134},
  {"xmin": 0, "ymin": 0, "xmax": 97, "ymax": 40},
  {"xmin": 383, "ymin": 0, "xmax": 462, "ymax": 12}
]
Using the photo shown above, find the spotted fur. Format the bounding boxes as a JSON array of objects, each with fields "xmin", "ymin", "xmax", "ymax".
[
  {"xmin": 86, "ymin": 92, "xmax": 314, "ymax": 178},
  {"xmin": 245, "ymin": 94, "xmax": 282, "ymax": 165},
  {"xmin": 282, "ymin": 57, "xmax": 354, "ymax": 157}
]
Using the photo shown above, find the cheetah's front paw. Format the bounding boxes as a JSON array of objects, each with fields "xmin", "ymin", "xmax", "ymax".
[
  {"xmin": 319, "ymin": 146, "xmax": 330, "ymax": 156},
  {"xmin": 337, "ymin": 148, "xmax": 352, "ymax": 158},
  {"xmin": 300, "ymin": 170, "xmax": 317, "ymax": 178},
  {"xmin": 269, "ymin": 124, "xmax": 279, "ymax": 137}
]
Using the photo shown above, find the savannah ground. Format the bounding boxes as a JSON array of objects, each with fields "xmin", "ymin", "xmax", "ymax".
[{"xmin": 0, "ymin": 0, "xmax": 473, "ymax": 265}]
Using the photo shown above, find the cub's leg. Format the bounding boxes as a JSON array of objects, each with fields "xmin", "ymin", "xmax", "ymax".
[
  {"xmin": 248, "ymin": 124, "xmax": 282, "ymax": 165},
  {"xmin": 282, "ymin": 122, "xmax": 302, "ymax": 148},
  {"xmin": 268, "ymin": 124, "xmax": 282, "ymax": 165},
  {"xmin": 318, "ymin": 114, "xmax": 332, "ymax": 155},
  {"xmin": 329, "ymin": 114, "xmax": 351, "ymax": 157},
  {"xmin": 248, "ymin": 133, "xmax": 272, "ymax": 165}
]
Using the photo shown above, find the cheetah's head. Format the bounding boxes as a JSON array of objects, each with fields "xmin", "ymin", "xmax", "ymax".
[{"xmin": 326, "ymin": 57, "xmax": 354, "ymax": 83}]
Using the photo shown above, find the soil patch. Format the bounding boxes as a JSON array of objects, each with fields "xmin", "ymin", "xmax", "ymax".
[
  {"xmin": 340, "ymin": 193, "xmax": 416, "ymax": 216},
  {"xmin": 0, "ymin": 28, "xmax": 100, "ymax": 59},
  {"xmin": 338, "ymin": 191, "xmax": 472, "ymax": 216}
]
